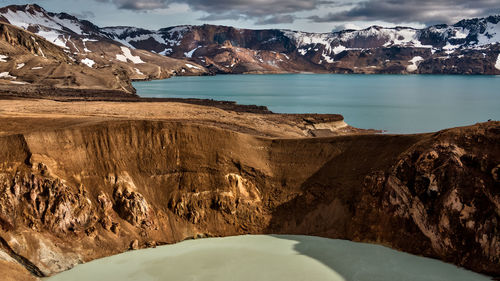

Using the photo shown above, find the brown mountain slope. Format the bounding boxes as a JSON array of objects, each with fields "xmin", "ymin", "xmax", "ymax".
[
  {"xmin": 0, "ymin": 101, "xmax": 497, "ymax": 279},
  {"xmin": 79, "ymin": 42, "xmax": 208, "ymax": 80},
  {"xmin": 0, "ymin": 22, "xmax": 135, "ymax": 94},
  {"xmin": 0, "ymin": 4, "xmax": 208, "ymax": 81}
]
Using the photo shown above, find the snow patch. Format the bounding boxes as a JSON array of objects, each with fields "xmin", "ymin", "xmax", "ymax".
[
  {"xmin": 36, "ymin": 30, "xmax": 67, "ymax": 48},
  {"xmin": 102, "ymin": 26, "xmax": 190, "ymax": 49},
  {"xmin": 51, "ymin": 15, "xmax": 84, "ymax": 34},
  {"xmin": 134, "ymin": 68, "xmax": 144, "ymax": 75},
  {"xmin": 116, "ymin": 47, "xmax": 144, "ymax": 64},
  {"xmin": 283, "ymin": 26, "xmax": 432, "ymax": 54},
  {"xmin": 2, "ymin": 8, "xmax": 83, "ymax": 35},
  {"xmin": 16, "ymin": 63, "xmax": 25, "ymax": 69},
  {"xmin": 10, "ymin": 81, "xmax": 29, "ymax": 85},
  {"xmin": 159, "ymin": 48, "xmax": 173, "ymax": 55},
  {"xmin": 163, "ymin": 26, "xmax": 190, "ymax": 46},
  {"xmin": 82, "ymin": 41, "xmax": 91, "ymax": 53},
  {"xmin": 0, "ymin": 55, "xmax": 8, "ymax": 62},
  {"xmin": 281, "ymin": 53, "xmax": 290, "ymax": 60},
  {"xmin": 185, "ymin": 63, "xmax": 201, "ymax": 70},
  {"xmin": 443, "ymin": 42, "xmax": 459, "ymax": 54},
  {"xmin": 495, "ymin": 54, "xmax": 500, "ymax": 71},
  {"xmin": 332, "ymin": 45, "xmax": 346, "ymax": 55},
  {"xmin": 31, "ymin": 67, "xmax": 43, "ymax": 70},
  {"xmin": 81, "ymin": 58, "xmax": 95, "ymax": 67},
  {"xmin": 407, "ymin": 56, "xmax": 424, "ymax": 72},
  {"xmin": 184, "ymin": 46, "xmax": 201, "ymax": 58},
  {"xmin": 0, "ymin": 72, "xmax": 15, "ymax": 79},
  {"xmin": 477, "ymin": 21, "xmax": 500, "ymax": 46},
  {"xmin": 451, "ymin": 28, "xmax": 469, "ymax": 39},
  {"xmin": 321, "ymin": 52, "xmax": 334, "ymax": 63}
]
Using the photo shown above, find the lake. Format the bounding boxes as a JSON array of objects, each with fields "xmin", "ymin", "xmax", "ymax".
[
  {"xmin": 134, "ymin": 74, "xmax": 500, "ymax": 134},
  {"xmin": 47, "ymin": 235, "xmax": 490, "ymax": 281}
]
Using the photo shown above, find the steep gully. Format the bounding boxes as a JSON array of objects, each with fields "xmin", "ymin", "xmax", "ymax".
[{"xmin": 0, "ymin": 121, "xmax": 498, "ymax": 278}]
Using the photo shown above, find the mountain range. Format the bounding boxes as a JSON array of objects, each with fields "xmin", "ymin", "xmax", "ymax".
[{"xmin": 0, "ymin": 3, "xmax": 499, "ymax": 94}]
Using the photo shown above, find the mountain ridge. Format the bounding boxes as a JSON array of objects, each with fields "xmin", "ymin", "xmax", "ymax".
[
  {"xmin": 0, "ymin": 3, "xmax": 208, "ymax": 84},
  {"xmin": 0, "ymin": 3, "xmax": 499, "ymax": 78}
]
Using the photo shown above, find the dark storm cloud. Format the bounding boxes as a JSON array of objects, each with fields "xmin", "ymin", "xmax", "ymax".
[
  {"xmin": 308, "ymin": 0, "xmax": 500, "ymax": 24},
  {"xmin": 95, "ymin": 0, "xmax": 500, "ymax": 25},
  {"xmin": 183, "ymin": 0, "xmax": 332, "ymax": 17},
  {"xmin": 95, "ymin": 0, "xmax": 168, "ymax": 10},
  {"xmin": 96, "ymin": 0, "xmax": 332, "ymax": 22}
]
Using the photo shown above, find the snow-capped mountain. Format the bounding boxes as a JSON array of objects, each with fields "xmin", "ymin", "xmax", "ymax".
[
  {"xmin": 0, "ymin": 4, "xmax": 207, "ymax": 80},
  {"xmin": 0, "ymin": 20, "xmax": 136, "ymax": 94},
  {"xmin": 102, "ymin": 19, "xmax": 500, "ymax": 74},
  {"xmin": 0, "ymin": 4, "xmax": 101, "ymax": 47},
  {"xmin": 1, "ymin": 4, "xmax": 499, "ymax": 75},
  {"xmin": 101, "ymin": 17, "xmax": 500, "ymax": 56}
]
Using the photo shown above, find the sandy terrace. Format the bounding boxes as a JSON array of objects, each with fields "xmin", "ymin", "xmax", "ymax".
[{"xmin": 0, "ymin": 98, "xmax": 368, "ymax": 138}]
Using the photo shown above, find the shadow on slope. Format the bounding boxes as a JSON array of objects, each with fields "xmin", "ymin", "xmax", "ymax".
[{"xmin": 271, "ymin": 235, "xmax": 491, "ymax": 281}]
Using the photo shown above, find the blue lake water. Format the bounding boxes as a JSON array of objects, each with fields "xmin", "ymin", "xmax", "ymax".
[{"xmin": 134, "ymin": 74, "xmax": 500, "ymax": 134}]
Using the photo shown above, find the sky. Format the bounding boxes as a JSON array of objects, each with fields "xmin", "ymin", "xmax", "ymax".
[{"xmin": 2, "ymin": 0, "xmax": 499, "ymax": 32}]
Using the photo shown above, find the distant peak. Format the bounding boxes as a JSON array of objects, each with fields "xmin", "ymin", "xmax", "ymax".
[
  {"xmin": 26, "ymin": 3, "xmax": 44, "ymax": 10},
  {"xmin": 8, "ymin": 3, "xmax": 45, "ymax": 12}
]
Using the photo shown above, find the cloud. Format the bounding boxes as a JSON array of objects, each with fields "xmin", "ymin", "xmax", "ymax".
[
  {"xmin": 184, "ymin": 0, "xmax": 332, "ymax": 18},
  {"xmin": 308, "ymin": 0, "xmax": 500, "ymax": 25},
  {"xmin": 95, "ymin": 0, "xmax": 168, "ymax": 10},
  {"xmin": 96, "ymin": 0, "xmax": 332, "ymax": 22},
  {"xmin": 331, "ymin": 22, "xmax": 361, "ymax": 31},
  {"xmin": 71, "ymin": 10, "xmax": 96, "ymax": 19},
  {"xmin": 95, "ymin": 0, "xmax": 500, "ymax": 26},
  {"xmin": 256, "ymin": 15, "xmax": 296, "ymax": 25}
]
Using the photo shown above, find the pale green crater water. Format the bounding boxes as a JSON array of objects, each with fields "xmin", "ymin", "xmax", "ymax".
[
  {"xmin": 133, "ymin": 74, "xmax": 500, "ymax": 134},
  {"xmin": 47, "ymin": 235, "xmax": 491, "ymax": 281}
]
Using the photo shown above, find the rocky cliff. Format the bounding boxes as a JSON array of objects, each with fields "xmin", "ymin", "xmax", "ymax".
[{"xmin": 0, "ymin": 119, "xmax": 498, "ymax": 279}]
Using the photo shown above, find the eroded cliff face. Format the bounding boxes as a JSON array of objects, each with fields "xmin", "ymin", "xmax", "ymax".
[{"xmin": 0, "ymin": 121, "xmax": 498, "ymax": 279}]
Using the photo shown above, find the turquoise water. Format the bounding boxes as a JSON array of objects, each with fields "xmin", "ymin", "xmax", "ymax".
[
  {"xmin": 134, "ymin": 74, "xmax": 500, "ymax": 134},
  {"xmin": 47, "ymin": 235, "xmax": 491, "ymax": 281}
]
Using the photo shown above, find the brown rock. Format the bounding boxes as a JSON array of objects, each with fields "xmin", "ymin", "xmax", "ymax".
[{"xmin": 129, "ymin": 240, "xmax": 139, "ymax": 250}]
